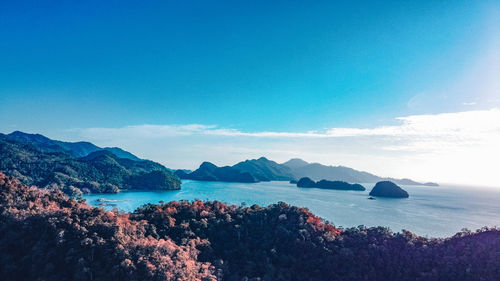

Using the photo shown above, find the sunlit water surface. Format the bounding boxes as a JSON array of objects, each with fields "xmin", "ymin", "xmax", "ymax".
[{"xmin": 83, "ymin": 180, "xmax": 500, "ymax": 237}]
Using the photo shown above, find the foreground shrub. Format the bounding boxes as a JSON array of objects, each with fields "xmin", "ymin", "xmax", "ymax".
[{"xmin": 1, "ymin": 172, "xmax": 500, "ymax": 280}]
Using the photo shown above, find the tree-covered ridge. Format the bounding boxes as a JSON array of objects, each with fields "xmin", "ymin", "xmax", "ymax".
[
  {"xmin": 2, "ymin": 172, "xmax": 500, "ymax": 280},
  {"xmin": 296, "ymin": 177, "xmax": 366, "ymax": 191},
  {"xmin": 178, "ymin": 161, "xmax": 259, "ymax": 183},
  {"xmin": 0, "ymin": 135, "xmax": 180, "ymax": 194},
  {"xmin": 0, "ymin": 172, "xmax": 216, "ymax": 280},
  {"xmin": 3, "ymin": 131, "xmax": 141, "ymax": 160},
  {"xmin": 232, "ymin": 157, "xmax": 295, "ymax": 181},
  {"xmin": 178, "ymin": 157, "xmax": 296, "ymax": 183},
  {"xmin": 179, "ymin": 157, "xmax": 437, "ymax": 186},
  {"xmin": 131, "ymin": 200, "xmax": 342, "ymax": 281}
]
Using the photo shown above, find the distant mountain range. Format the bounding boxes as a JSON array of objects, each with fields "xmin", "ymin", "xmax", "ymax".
[
  {"xmin": 233, "ymin": 157, "xmax": 295, "ymax": 181},
  {"xmin": 176, "ymin": 162, "xmax": 257, "ymax": 182},
  {"xmin": 176, "ymin": 157, "xmax": 294, "ymax": 183},
  {"xmin": 282, "ymin": 158, "xmax": 438, "ymax": 186},
  {"xmin": 178, "ymin": 157, "xmax": 438, "ymax": 186},
  {"xmin": 0, "ymin": 131, "xmax": 180, "ymax": 195},
  {"xmin": 0, "ymin": 131, "xmax": 438, "ymax": 196},
  {"xmin": 5, "ymin": 131, "xmax": 141, "ymax": 160}
]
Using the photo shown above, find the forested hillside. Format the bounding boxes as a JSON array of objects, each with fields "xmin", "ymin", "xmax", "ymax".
[
  {"xmin": 1, "ymin": 172, "xmax": 499, "ymax": 281},
  {"xmin": 0, "ymin": 135, "xmax": 180, "ymax": 194}
]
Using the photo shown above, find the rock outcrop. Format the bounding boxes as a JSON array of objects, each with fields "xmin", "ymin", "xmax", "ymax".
[{"xmin": 369, "ymin": 181, "xmax": 409, "ymax": 198}]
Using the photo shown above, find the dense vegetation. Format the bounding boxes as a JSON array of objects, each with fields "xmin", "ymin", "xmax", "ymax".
[
  {"xmin": 296, "ymin": 177, "xmax": 366, "ymax": 191},
  {"xmin": 0, "ymin": 135, "xmax": 180, "ymax": 195},
  {"xmin": 0, "ymin": 172, "xmax": 214, "ymax": 280},
  {"xmin": 4, "ymin": 131, "xmax": 141, "ymax": 160},
  {"xmin": 1, "ymin": 172, "xmax": 500, "ymax": 280},
  {"xmin": 370, "ymin": 181, "xmax": 410, "ymax": 198},
  {"xmin": 231, "ymin": 157, "xmax": 295, "ymax": 181},
  {"xmin": 178, "ymin": 162, "xmax": 258, "ymax": 183},
  {"xmin": 180, "ymin": 157, "xmax": 294, "ymax": 183}
]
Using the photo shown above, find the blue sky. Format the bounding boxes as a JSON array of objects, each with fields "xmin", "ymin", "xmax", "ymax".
[{"xmin": 1, "ymin": 1, "xmax": 499, "ymax": 186}]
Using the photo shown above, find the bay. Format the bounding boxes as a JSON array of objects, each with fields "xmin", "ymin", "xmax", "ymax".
[{"xmin": 83, "ymin": 180, "xmax": 500, "ymax": 237}]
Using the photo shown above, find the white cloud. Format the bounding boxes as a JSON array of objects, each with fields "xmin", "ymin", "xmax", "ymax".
[
  {"xmin": 77, "ymin": 108, "xmax": 500, "ymax": 150},
  {"xmin": 462, "ymin": 102, "xmax": 477, "ymax": 106},
  {"xmin": 76, "ymin": 124, "xmax": 217, "ymax": 138},
  {"xmin": 68, "ymin": 108, "xmax": 500, "ymax": 187}
]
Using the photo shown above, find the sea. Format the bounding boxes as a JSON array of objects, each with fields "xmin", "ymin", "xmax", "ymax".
[{"xmin": 83, "ymin": 180, "xmax": 500, "ymax": 238}]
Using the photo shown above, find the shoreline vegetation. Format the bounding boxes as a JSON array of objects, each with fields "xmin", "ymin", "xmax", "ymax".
[{"xmin": 1, "ymin": 172, "xmax": 499, "ymax": 280}]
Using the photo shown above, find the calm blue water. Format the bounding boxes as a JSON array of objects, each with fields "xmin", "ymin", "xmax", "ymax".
[{"xmin": 83, "ymin": 180, "xmax": 500, "ymax": 238}]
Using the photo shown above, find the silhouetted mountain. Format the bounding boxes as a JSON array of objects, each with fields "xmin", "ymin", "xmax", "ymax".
[
  {"xmin": 282, "ymin": 158, "xmax": 309, "ymax": 169},
  {"xmin": 232, "ymin": 157, "xmax": 295, "ymax": 181},
  {"xmin": 369, "ymin": 181, "xmax": 409, "ymax": 198},
  {"xmin": 174, "ymin": 169, "xmax": 190, "ymax": 179},
  {"xmin": 316, "ymin": 179, "xmax": 366, "ymax": 191},
  {"xmin": 4, "ymin": 131, "xmax": 141, "ymax": 160},
  {"xmin": 395, "ymin": 178, "xmax": 431, "ymax": 186},
  {"xmin": 0, "ymin": 134, "xmax": 180, "ymax": 194},
  {"xmin": 182, "ymin": 157, "xmax": 295, "ymax": 183},
  {"xmin": 282, "ymin": 158, "xmax": 438, "ymax": 186},
  {"xmin": 182, "ymin": 157, "xmax": 436, "ymax": 185},
  {"xmin": 288, "ymin": 161, "xmax": 379, "ymax": 182},
  {"xmin": 183, "ymin": 162, "xmax": 258, "ymax": 183},
  {"xmin": 297, "ymin": 177, "xmax": 366, "ymax": 191},
  {"xmin": 296, "ymin": 177, "xmax": 316, "ymax": 188}
]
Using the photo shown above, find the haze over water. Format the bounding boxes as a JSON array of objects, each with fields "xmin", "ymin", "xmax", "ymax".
[{"xmin": 84, "ymin": 180, "xmax": 500, "ymax": 238}]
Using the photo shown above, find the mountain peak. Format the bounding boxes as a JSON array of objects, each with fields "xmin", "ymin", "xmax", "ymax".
[
  {"xmin": 5, "ymin": 131, "xmax": 141, "ymax": 161},
  {"xmin": 282, "ymin": 158, "xmax": 309, "ymax": 169},
  {"xmin": 8, "ymin": 131, "xmax": 52, "ymax": 142},
  {"xmin": 199, "ymin": 161, "xmax": 218, "ymax": 170}
]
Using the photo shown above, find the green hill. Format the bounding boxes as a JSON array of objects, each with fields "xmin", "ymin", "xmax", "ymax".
[{"xmin": 0, "ymin": 135, "xmax": 179, "ymax": 195}]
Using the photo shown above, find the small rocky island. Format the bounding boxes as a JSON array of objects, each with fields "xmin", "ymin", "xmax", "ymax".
[
  {"xmin": 369, "ymin": 181, "xmax": 409, "ymax": 198},
  {"xmin": 296, "ymin": 177, "xmax": 366, "ymax": 191}
]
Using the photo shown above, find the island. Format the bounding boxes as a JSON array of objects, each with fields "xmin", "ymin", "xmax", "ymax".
[
  {"xmin": 297, "ymin": 177, "xmax": 317, "ymax": 188},
  {"xmin": 296, "ymin": 177, "xmax": 366, "ymax": 191},
  {"xmin": 369, "ymin": 181, "xmax": 409, "ymax": 198}
]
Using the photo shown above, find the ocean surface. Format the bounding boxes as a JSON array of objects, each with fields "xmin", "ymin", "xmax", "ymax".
[{"xmin": 83, "ymin": 180, "xmax": 500, "ymax": 238}]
